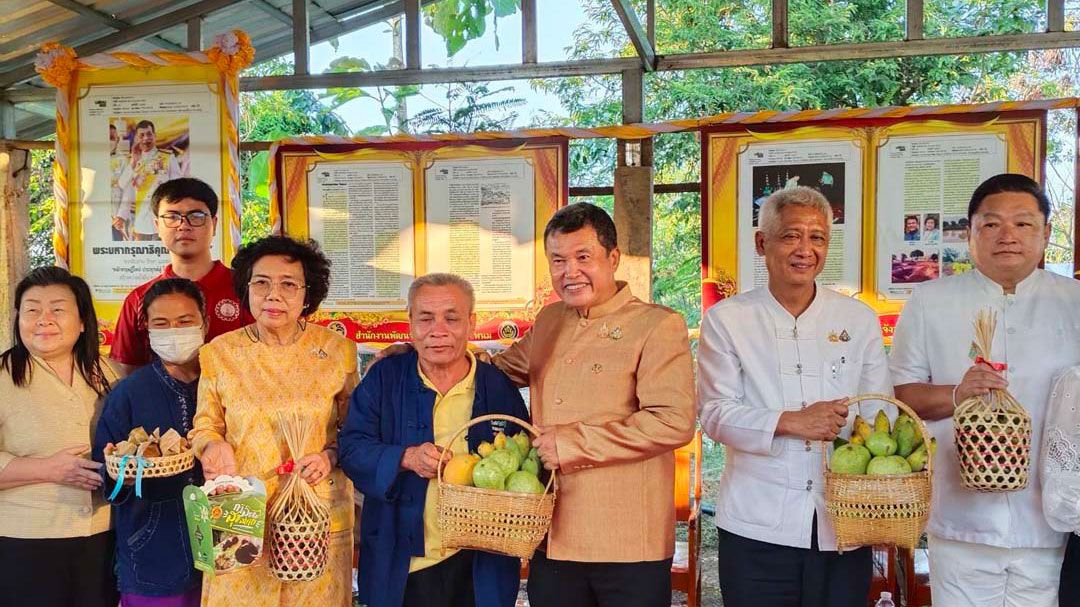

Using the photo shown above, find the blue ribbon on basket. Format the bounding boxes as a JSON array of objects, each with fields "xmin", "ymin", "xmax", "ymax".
[{"xmin": 108, "ymin": 455, "xmax": 149, "ymax": 501}]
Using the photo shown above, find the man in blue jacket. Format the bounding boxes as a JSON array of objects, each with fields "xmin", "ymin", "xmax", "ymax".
[{"xmin": 339, "ymin": 273, "xmax": 528, "ymax": 607}]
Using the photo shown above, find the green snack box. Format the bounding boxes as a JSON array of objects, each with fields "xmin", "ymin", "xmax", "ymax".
[{"xmin": 183, "ymin": 476, "xmax": 267, "ymax": 577}]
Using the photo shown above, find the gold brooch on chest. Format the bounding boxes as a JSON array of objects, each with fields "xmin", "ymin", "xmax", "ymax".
[
  {"xmin": 599, "ymin": 323, "xmax": 623, "ymax": 341},
  {"xmin": 312, "ymin": 348, "xmax": 328, "ymax": 359},
  {"xmin": 591, "ymin": 363, "xmax": 603, "ymax": 374},
  {"xmin": 827, "ymin": 331, "xmax": 839, "ymax": 343},
  {"xmin": 839, "ymin": 330, "xmax": 851, "ymax": 342}
]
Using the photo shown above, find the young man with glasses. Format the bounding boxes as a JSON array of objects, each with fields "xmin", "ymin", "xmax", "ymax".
[{"xmin": 110, "ymin": 177, "xmax": 252, "ymax": 376}]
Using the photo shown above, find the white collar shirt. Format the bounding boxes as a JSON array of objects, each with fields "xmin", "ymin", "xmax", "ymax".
[
  {"xmin": 698, "ymin": 285, "xmax": 892, "ymax": 550},
  {"xmin": 889, "ymin": 268, "xmax": 1080, "ymax": 548}
]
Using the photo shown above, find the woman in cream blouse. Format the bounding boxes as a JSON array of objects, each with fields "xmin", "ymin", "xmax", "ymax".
[{"xmin": 0, "ymin": 267, "xmax": 118, "ymax": 607}]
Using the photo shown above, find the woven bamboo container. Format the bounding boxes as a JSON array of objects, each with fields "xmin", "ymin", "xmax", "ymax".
[
  {"xmin": 267, "ymin": 412, "xmax": 331, "ymax": 582},
  {"xmin": 437, "ymin": 414, "xmax": 556, "ymax": 560},
  {"xmin": 106, "ymin": 450, "xmax": 194, "ymax": 480},
  {"xmin": 953, "ymin": 310, "xmax": 1031, "ymax": 492},
  {"xmin": 824, "ymin": 394, "xmax": 933, "ymax": 551}
]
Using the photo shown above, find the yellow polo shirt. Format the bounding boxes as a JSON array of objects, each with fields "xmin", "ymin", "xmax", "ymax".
[{"xmin": 410, "ymin": 351, "xmax": 476, "ymax": 573}]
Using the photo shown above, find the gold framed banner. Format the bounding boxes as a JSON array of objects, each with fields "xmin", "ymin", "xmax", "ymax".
[
  {"xmin": 268, "ymin": 137, "xmax": 568, "ymax": 350},
  {"xmin": 34, "ymin": 32, "xmax": 251, "ymax": 348},
  {"xmin": 702, "ymin": 107, "xmax": 1046, "ymax": 346}
]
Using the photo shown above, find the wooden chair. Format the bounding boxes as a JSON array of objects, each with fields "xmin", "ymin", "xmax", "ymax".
[
  {"xmin": 671, "ymin": 431, "xmax": 703, "ymax": 607},
  {"xmin": 900, "ymin": 546, "xmax": 933, "ymax": 607}
]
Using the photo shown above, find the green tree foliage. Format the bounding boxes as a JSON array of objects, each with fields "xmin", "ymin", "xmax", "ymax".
[
  {"xmin": 239, "ymin": 58, "xmax": 351, "ymax": 242},
  {"xmin": 541, "ymin": 0, "xmax": 1075, "ymax": 324},
  {"xmin": 425, "ymin": 0, "xmax": 521, "ymax": 55},
  {"xmin": 27, "ymin": 150, "xmax": 56, "ymax": 269},
  {"xmin": 409, "ymin": 82, "xmax": 526, "ymax": 132}
]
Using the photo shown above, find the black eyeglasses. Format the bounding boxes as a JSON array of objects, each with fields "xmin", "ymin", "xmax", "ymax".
[{"xmin": 157, "ymin": 211, "xmax": 211, "ymax": 228}]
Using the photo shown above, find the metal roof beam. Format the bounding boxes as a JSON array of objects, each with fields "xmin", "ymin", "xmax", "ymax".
[
  {"xmin": 0, "ymin": 0, "xmax": 244, "ymax": 89},
  {"xmin": 45, "ymin": 0, "xmax": 186, "ymax": 52},
  {"xmin": 611, "ymin": 0, "xmax": 656, "ymax": 71}
]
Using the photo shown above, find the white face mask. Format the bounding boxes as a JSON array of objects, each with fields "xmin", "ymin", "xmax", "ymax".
[{"xmin": 148, "ymin": 326, "xmax": 205, "ymax": 364}]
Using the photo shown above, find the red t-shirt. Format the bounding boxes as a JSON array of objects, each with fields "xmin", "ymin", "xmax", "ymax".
[{"xmin": 110, "ymin": 261, "xmax": 252, "ymax": 366}]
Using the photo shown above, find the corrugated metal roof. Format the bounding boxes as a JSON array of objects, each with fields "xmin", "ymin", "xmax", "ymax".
[{"xmin": 1, "ymin": 0, "xmax": 403, "ymax": 138}]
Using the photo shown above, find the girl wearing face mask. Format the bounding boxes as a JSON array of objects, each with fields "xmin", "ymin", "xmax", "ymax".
[{"xmin": 93, "ymin": 278, "xmax": 207, "ymax": 607}]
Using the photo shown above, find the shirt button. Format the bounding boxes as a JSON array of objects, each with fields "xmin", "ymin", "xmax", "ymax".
[
  {"xmin": 801, "ymin": 402, "xmax": 807, "ymax": 409},
  {"xmin": 81, "ymin": 506, "xmax": 91, "ymax": 515},
  {"xmin": 565, "ymin": 358, "xmax": 574, "ymax": 365},
  {"xmin": 806, "ymin": 480, "xmax": 813, "ymax": 490},
  {"xmin": 555, "ymin": 398, "xmax": 564, "ymax": 405},
  {"xmin": 578, "ymin": 319, "xmax": 588, "ymax": 327},
  {"xmin": 795, "ymin": 364, "xmax": 803, "ymax": 375},
  {"xmin": 805, "ymin": 445, "xmax": 812, "ymax": 452}
]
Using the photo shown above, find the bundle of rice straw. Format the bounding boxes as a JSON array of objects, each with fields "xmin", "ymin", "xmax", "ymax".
[
  {"xmin": 267, "ymin": 412, "xmax": 331, "ymax": 581},
  {"xmin": 953, "ymin": 309, "xmax": 1032, "ymax": 492}
]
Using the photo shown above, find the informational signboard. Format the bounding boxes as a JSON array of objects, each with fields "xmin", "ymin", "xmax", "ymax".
[
  {"xmin": 703, "ymin": 111, "xmax": 1045, "ymax": 345},
  {"xmin": 270, "ymin": 138, "xmax": 568, "ymax": 349},
  {"xmin": 42, "ymin": 38, "xmax": 248, "ymax": 348}
]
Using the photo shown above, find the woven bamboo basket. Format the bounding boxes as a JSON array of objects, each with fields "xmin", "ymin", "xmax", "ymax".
[
  {"xmin": 954, "ymin": 310, "xmax": 1032, "ymax": 492},
  {"xmin": 267, "ymin": 412, "xmax": 331, "ymax": 582},
  {"xmin": 106, "ymin": 449, "xmax": 194, "ymax": 480},
  {"xmin": 437, "ymin": 414, "xmax": 556, "ymax": 560},
  {"xmin": 824, "ymin": 394, "xmax": 933, "ymax": 551}
]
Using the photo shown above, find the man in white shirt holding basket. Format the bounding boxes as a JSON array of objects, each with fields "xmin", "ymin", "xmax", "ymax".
[
  {"xmin": 697, "ymin": 186, "xmax": 892, "ymax": 607},
  {"xmin": 890, "ymin": 173, "xmax": 1080, "ymax": 607}
]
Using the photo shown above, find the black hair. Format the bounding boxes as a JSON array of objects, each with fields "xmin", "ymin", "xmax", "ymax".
[
  {"xmin": 230, "ymin": 236, "xmax": 331, "ymax": 317},
  {"xmin": 134, "ymin": 119, "xmax": 155, "ymax": 132},
  {"xmin": 967, "ymin": 173, "xmax": 1051, "ymax": 223},
  {"xmin": 543, "ymin": 202, "xmax": 618, "ymax": 253},
  {"xmin": 141, "ymin": 278, "xmax": 207, "ymax": 323},
  {"xmin": 151, "ymin": 177, "xmax": 220, "ymax": 217},
  {"xmin": 0, "ymin": 267, "xmax": 111, "ymax": 396}
]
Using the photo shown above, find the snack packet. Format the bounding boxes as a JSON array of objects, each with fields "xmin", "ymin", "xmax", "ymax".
[{"xmin": 183, "ymin": 475, "xmax": 267, "ymax": 576}]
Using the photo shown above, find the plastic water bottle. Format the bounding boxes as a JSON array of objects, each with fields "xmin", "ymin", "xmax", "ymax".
[{"xmin": 874, "ymin": 592, "xmax": 896, "ymax": 607}]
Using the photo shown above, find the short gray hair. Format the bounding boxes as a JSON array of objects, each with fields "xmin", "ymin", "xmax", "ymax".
[
  {"xmin": 758, "ymin": 186, "xmax": 833, "ymax": 236},
  {"xmin": 407, "ymin": 273, "xmax": 475, "ymax": 314}
]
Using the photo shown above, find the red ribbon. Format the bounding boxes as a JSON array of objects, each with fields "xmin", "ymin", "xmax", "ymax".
[
  {"xmin": 975, "ymin": 356, "xmax": 1008, "ymax": 372},
  {"xmin": 275, "ymin": 459, "xmax": 295, "ymax": 475}
]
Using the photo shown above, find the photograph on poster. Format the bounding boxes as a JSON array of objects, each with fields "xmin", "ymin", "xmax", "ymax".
[
  {"xmin": 943, "ymin": 214, "xmax": 970, "ymax": 242},
  {"xmin": 109, "ymin": 115, "xmax": 190, "ymax": 241},
  {"xmin": 890, "ymin": 248, "xmax": 940, "ymax": 284},
  {"xmin": 922, "ymin": 213, "xmax": 941, "ymax": 243},
  {"xmin": 942, "ymin": 246, "xmax": 973, "ymax": 276},
  {"xmin": 78, "ymin": 82, "xmax": 223, "ymax": 302},
  {"xmin": 751, "ymin": 162, "xmax": 846, "ymax": 226},
  {"xmin": 903, "ymin": 215, "xmax": 921, "ymax": 241}
]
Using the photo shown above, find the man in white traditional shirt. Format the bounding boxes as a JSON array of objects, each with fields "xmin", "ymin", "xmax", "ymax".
[
  {"xmin": 891, "ymin": 173, "xmax": 1080, "ymax": 607},
  {"xmin": 114, "ymin": 120, "xmax": 184, "ymax": 241},
  {"xmin": 698, "ymin": 186, "xmax": 892, "ymax": 607}
]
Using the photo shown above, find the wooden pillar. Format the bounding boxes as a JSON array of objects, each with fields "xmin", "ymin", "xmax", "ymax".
[
  {"xmin": 187, "ymin": 16, "xmax": 203, "ymax": 51},
  {"xmin": 614, "ymin": 68, "xmax": 653, "ymax": 302},
  {"xmin": 293, "ymin": 0, "xmax": 310, "ymax": 75},
  {"xmin": 405, "ymin": 0, "xmax": 421, "ymax": 69},
  {"xmin": 0, "ymin": 143, "xmax": 30, "ymax": 349}
]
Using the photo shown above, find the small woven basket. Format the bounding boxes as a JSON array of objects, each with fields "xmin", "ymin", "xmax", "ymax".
[
  {"xmin": 437, "ymin": 414, "xmax": 556, "ymax": 560},
  {"xmin": 953, "ymin": 310, "xmax": 1032, "ymax": 492},
  {"xmin": 824, "ymin": 394, "xmax": 933, "ymax": 551},
  {"xmin": 267, "ymin": 412, "xmax": 331, "ymax": 582},
  {"xmin": 106, "ymin": 450, "xmax": 194, "ymax": 480}
]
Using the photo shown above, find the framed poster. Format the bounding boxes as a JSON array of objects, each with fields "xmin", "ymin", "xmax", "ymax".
[
  {"xmin": 269, "ymin": 138, "xmax": 568, "ymax": 350},
  {"xmin": 702, "ymin": 107, "xmax": 1047, "ymax": 346},
  {"xmin": 35, "ymin": 33, "xmax": 251, "ymax": 346}
]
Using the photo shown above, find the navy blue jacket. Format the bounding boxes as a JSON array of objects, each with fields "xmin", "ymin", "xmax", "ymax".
[
  {"xmin": 339, "ymin": 351, "xmax": 529, "ymax": 607},
  {"xmin": 92, "ymin": 360, "xmax": 201, "ymax": 597}
]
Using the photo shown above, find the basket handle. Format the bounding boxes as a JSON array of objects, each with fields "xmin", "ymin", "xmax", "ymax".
[
  {"xmin": 819, "ymin": 393, "xmax": 934, "ymax": 475},
  {"xmin": 436, "ymin": 413, "xmax": 557, "ymax": 497}
]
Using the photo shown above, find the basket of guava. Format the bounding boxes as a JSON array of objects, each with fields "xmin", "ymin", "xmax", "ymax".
[
  {"xmin": 436, "ymin": 414, "xmax": 555, "ymax": 559},
  {"xmin": 824, "ymin": 394, "xmax": 935, "ymax": 551}
]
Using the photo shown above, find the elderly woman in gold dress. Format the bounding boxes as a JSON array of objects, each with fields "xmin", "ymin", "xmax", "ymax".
[{"xmin": 191, "ymin": 236, "xmax": 357, "ymax": 607}]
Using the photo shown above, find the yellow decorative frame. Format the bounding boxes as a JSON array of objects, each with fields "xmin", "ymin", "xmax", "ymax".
[
  {"xmin": 35, "ymin": 33, "xmax": 252, "ymax": 342},
  {"xmin": 268, "ymin": 138, "xmax": 567, "ymax": 349},
  {"xmin": 703, "ymin": 111, "xmax": 1045, "ymax": 342}
]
